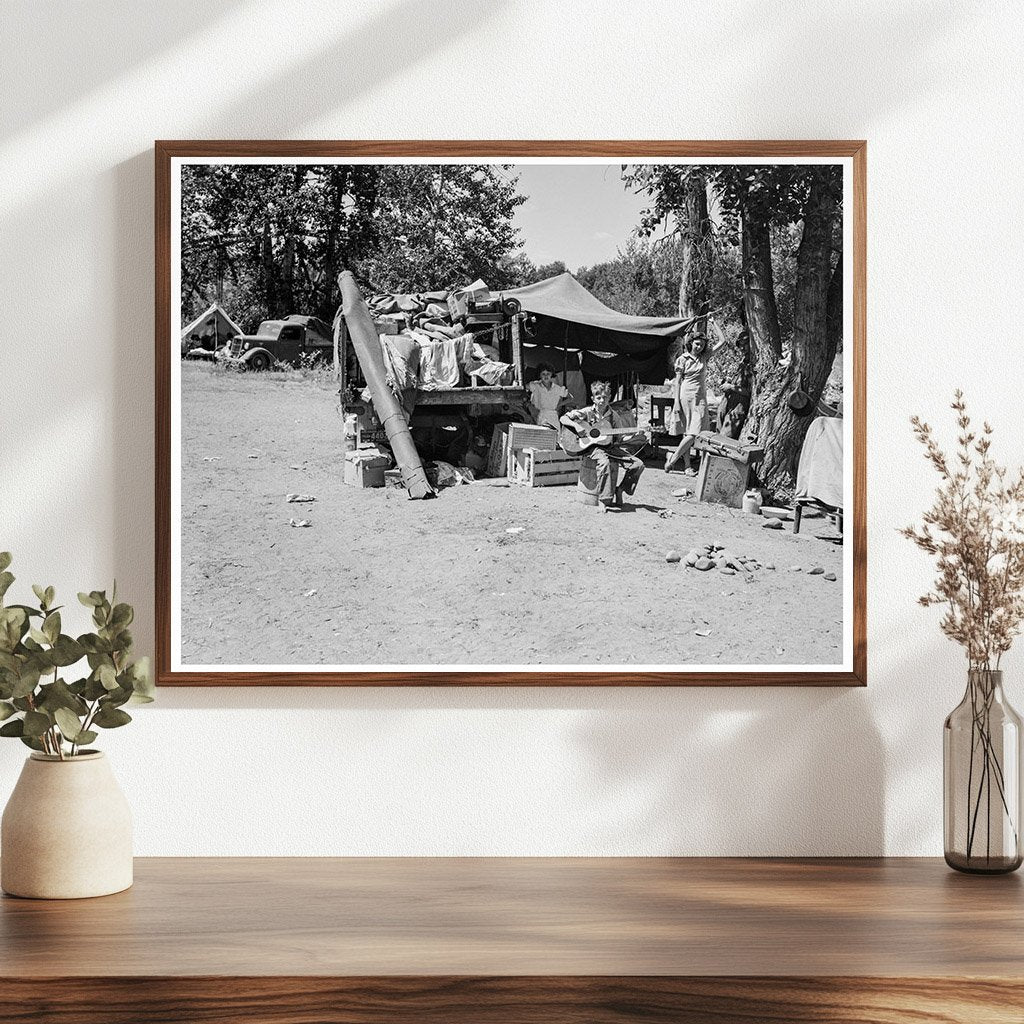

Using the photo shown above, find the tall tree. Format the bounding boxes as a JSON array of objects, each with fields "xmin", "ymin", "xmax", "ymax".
[
  {"xmin": 622, "ymin": 166, "xmax": 713, "ymax": 334},
  {"xmin": 626, "ymin": 163, "xmax": 843, "ymax": 498}
]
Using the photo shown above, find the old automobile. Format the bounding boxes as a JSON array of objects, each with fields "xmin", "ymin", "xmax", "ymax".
[{"xmin": 217, "ymin": 314, "xmax": 333, "ymax": 370}]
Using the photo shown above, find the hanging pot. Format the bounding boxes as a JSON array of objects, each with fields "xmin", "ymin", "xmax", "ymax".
[
  {"xmin": 1, "ymin": 751, "xmax": 133, "ymax": 899},
  {"xmin": 788, "ymin": 372, "xmax": 815, "ymax": 418}
]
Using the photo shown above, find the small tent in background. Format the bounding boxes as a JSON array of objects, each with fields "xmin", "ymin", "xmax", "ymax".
[{"xmin": 181, "ymin": 303, "xmax": 243, "ymax": 356}]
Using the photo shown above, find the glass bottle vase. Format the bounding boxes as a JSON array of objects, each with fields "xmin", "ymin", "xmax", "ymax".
[{"xmin": 944, "ymin": 669, "xmax": 1023, "ymax": 873}]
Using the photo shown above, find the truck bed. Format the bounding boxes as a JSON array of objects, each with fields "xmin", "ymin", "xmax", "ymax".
[{"xmin": 414, "ymin": 386, "xmax": 525, "ymax": 406}]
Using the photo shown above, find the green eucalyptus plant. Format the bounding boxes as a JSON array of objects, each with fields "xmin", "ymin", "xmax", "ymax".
[{"xmin": 0, "ymin": 552, "xmax": 153, "ymax": 759}]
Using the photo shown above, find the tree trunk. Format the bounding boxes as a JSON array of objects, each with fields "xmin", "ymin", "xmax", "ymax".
[
  {"xmin": 743, "ymin": 174, "xmax": 839, "ymax": 500},
  {"xmin": 676, "ymin": 171, "xmax": 711, "ymax": 362},
  {"xmin": 261, "ymin": 216, "xmax": 277, "ymax": 316},
  {"xmin": 322, "ymin": 167, "xmax": 347, "ymax": 321},
  {"xmin": 742, "ymin": 213, "xmax": 781, "ymax": 361},
  {"xmin": 826, "ymin": 252, "xmax": 843, "ymax": 356},
  {"xmin": 281, "ymin": 235, "xmax": 296, "ymax": 313}
]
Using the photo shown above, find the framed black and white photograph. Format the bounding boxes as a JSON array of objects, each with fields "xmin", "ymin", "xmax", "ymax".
[{"xmin": 155, "ymin": 141, "xmax": 865, "ymax": 686}]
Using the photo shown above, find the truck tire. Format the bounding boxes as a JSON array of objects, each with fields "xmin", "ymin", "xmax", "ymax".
[{"xmin": 248, "ymin": 351, "xmax": 271, "ymax": 371}]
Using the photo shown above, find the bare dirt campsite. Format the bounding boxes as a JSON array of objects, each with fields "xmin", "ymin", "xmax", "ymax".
[{"xmin": 180, "ymin": 363, "xmax": 842, "ymax": 669}]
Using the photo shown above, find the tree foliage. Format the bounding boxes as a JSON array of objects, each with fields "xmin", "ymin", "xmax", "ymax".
[
  {"xmin": 361, "ymin": 165, "xmax": 527, "ymax": 292},
  {"xmin": 181, "ymin": 164, "xmax": 528, "ymax": 330}
]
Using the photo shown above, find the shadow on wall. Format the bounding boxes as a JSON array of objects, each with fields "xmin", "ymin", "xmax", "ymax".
[
  {"xmin": 572, "ymin": 686, "xmax": 884, "ymax": 856},
  {"xmin": 146, "ymin": 681, "xmax": 886, "ymax": 856},
  {"xmin": 200, "ymin": 0, "xmax": 504, "ymax": 137},
  {"xmin": 725, "ymin": 0, "xmax": 972, "ymax": 130},
  {"xmin": 0, "ymin": 1, "xmax": 245, "ymax": 139}
]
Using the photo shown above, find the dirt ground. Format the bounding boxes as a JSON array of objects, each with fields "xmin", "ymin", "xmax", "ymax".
[{"xmin": 180, "ymin": 363, "xmax": 845, "ymax": 668}]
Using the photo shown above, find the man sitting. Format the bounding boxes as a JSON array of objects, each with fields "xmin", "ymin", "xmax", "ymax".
[{"xmin": 561, "ymin": 380, "xmax": 646, "ymax": 508}]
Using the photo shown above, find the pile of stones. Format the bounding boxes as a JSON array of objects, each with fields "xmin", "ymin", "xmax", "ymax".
[{"xmin": 665, "ymin": 545, "xmax": 773, "ymax": 576}]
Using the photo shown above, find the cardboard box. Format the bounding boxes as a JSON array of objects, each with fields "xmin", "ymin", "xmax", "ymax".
[{"xmin": 344, "ymin": 447, "xmax": 391, "ymax": 489}]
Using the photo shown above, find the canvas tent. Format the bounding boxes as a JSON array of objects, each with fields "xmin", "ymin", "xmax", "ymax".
[
  {"xmin": 181, "ymin": 303, "xmax": 243, "ymax": 351},
  {"xmin": 503, "ymin": 273, "xmax": 698, "ymax": 384}
]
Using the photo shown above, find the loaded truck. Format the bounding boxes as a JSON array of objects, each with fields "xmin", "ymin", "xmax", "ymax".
[{"xmin": 337, "ymin": 282, "xmax": 531, "ymax": 466}]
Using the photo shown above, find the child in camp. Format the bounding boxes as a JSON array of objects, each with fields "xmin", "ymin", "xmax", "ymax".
[
  {"xmin": 527, "ymin": 364, "xmax": 572, "ymax": 430},
  {"xmin": 561, "ymin": 380, "xmax": 646, "ymax": 507},
  {"xmin": 664, "ymin": 318, "xmax": 730, "ymax": 474}
]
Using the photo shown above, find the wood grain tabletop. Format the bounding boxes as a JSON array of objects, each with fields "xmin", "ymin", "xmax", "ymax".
[{"xmin": 2, "ymin": 856, "xmax": 1022, "ymax": 978}]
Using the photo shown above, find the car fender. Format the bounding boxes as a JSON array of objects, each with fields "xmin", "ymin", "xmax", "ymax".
[{"xmin": 241, "ymin": 347, "xmax": 274, "ymax": 364}]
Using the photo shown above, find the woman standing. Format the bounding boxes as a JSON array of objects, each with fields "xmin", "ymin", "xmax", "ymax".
[{"xmin": 664, "ymin": 319, "xmax": 728, "ymax": 473}]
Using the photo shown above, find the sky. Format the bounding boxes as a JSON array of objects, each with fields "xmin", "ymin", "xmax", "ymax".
[{"xmin": 509, "ymin": 164, "xmax": 654, "ymax": 271}]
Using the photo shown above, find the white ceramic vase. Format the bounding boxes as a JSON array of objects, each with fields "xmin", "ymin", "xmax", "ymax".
[{"xmin": 1, "ymin": 751, "xmax": 133, "ymax": 899}]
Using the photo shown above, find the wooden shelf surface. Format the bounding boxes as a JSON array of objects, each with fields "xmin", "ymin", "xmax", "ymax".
[{"xmin": 2, "ymin": 857, "xmax": 1023, "ymax": 1022}]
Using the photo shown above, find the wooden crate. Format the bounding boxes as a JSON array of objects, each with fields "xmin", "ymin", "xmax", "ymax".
[
  {"xmin": 512, "ymin": 447, "xmax": 581, "ymax": 487},
  {"xmin": 487, "ymin": 422, "xmax": 559, "ymax": 479},
  {"xmin": 505, "ymin": 423, "xmax": 558, "ymax": 478},
  {"xmin": 696, "ymin": 453, "xmax": 750, "ymax": 508},
  {"xmin": 485, "ymin": 424, "xmax": 509, "ymax": 478}
]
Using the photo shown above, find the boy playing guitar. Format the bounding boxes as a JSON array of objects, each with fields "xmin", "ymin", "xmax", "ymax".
[{"xmin": 560, "ymin": 380, "xmax": 648, "ymax": 507}]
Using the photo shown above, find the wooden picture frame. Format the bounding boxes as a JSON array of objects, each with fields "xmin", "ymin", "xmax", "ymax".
[{"xmin": 156, "ymin": 140, "xmax": 866, "ymax": 686}]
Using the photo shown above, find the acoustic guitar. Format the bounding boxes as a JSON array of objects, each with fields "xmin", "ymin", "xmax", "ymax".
[{"xmin": 559, "ymin": 422, "xmax": 647, "ymax": 456}]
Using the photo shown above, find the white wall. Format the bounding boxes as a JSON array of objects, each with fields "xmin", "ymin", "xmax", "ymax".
[{"xmin": 1, "ymin": 0, "xmax": 1022, "ymax": 856}]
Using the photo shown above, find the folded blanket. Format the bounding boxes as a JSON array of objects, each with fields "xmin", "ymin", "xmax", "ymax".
[
  {"xmin": 419, "ymin": 339, "xmax": 461, "ymax": 390},
  {"xmin": 379, "ymin": 333, "xmax": 420, "ymax": 393}
]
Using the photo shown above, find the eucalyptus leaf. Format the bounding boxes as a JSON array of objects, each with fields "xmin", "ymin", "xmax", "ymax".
[
  {"xmin": 129, "ymin": 657, "xmax": 154, "ymax": 699},
  {"xmin": 0, "ymin": 558, "xmax": 152, "ymax": 750},
  {"xmin": 54, "ymin": 707, "xmax": 85, "ymax": 741},
  {"xmin": 104, "ymin": 685, "xmax": 132, "ymax": 708},
  {"xmin": 110, "ymin": 603, "xmax": 133, "ymax": 629},
  {"xmin": 82, "ymin": 637, "xmax": 112, "ymax": 657},
  {"xmin": 37, "ymin": 678, "xmax": 88, "ymax": 716},
  {"xmin": 42, "ymin": 611, "xmax": 60, "ymax": 644},
  {"xmin": 0, "ymin": 607, "xmax": 27, "ymax": 651},
  {"xmin": 11, "ymin": 666, "xmax": 42, "ymax": 699},
  {"xmin": 93, "ymin": 705, "xmax": 132, "ymax": 729},
  {"xmin": 49, "ymin": 635, "xmax": 85, "ymax": 667},
  {"xmin": 8, "ymin": 604, "xmax": 44, "ymax": 619},
  {"xmin": 98, "ymin": 663, "xmax": 118, "ymax": 690},
  {"xmin": 22, "ymin": 711, "xmax": 51, "ymax": 738},
  {"xmin": 83, "ymin": 675, "xmax": 108, "ymax": 701}
]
